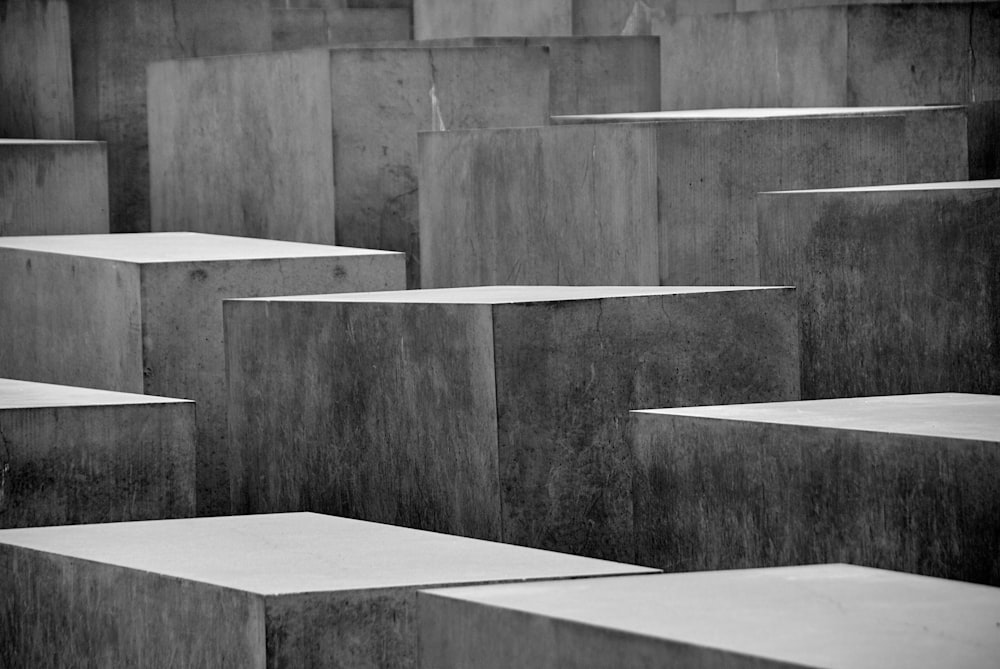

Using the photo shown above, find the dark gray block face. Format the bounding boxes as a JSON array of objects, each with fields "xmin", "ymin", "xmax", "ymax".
[
  {"xmin": 0, "ymin": 513, "xmax": 655, "ymax": 668},
  {"xmin": 418, "ymin": 564, "xmax": 1000, "ymax": 669},
  {"xmin": 226, "ymin": 286, "xmax": 799, "ymax": 561},
  {"xmin": 414, "ymin": 0, "xmax": 572, "ymax": 38},
  {"xmin": 0, "ymin": 140, "xmax": 109, "ymax": 236},
  {"xmin": 757, "ymin": 181, "xmax": 1000, "ymax": 399},
  {"xmin": 0, "ymin": 379, "xmax": 195, "ymax": 529},
  {"xmin": 630, "ymin": 394, "xmax": 1000, "ymax": 585},
  {"xmin": 271, "ymin": 8, "xmax": 411, "ymax": 49},
  {"xmin": 0, "ymin": 233, "xmax": 405, "ymax": 516}
]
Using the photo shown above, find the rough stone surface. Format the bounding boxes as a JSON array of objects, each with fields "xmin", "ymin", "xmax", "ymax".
[
  {"xmin": 0, "ymin": 512, "xmax": 655, "ymax": 668},
  {"xmin": 631, "ymin": 394, "xmax": 1000, "ymax": 584},
  {"xmin": 415, "ymin": 0, "xmax": 572, "ymax": 38},
  {"xmin": 0, "ymin": 233, "xmax": 405, "ymax": 516},
  {"xmin": 0, "ymin": 379, "xmax": 195, "ymax": 529},
  {"xmin": 271, "ymin": 8, "xmax": 411, "ymax": 49},
  {"xmin": 418, "ymin": 564, "xmax": 1000, "ymax": 668},
  {"xmin": 757, "ymin": 181, "xmax": 1000, "ymax": 399},
  {"xmin": 0, "ymin": 140, "xmax": 109, "ymax": 236},
  {"xmin": 225, "ymin": 286, "xmax": 799, "ymax": 561}
]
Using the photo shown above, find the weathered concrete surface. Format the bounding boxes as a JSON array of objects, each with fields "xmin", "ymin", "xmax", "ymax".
[
  {"xmin": 0, "ymin": 233, "xmax": 405, "ymax": 516},
  {"xmin": 420, "ymin": 124, "xmax": 659, "ymax": 288},
  {"xmin": 0, "ymin": 379, "xmax": 195, "ymax": 529},
  {"xmin": 0, "ymin": 0, "xmax": 74, "ymax": 139},
  {"xmin": 272, "ymin": 8, "xmax": 411, "ymax": 49},
  {"xmin": 757, "ymin": 180, "xmax": 1000, "ymax": 400},
  {"xmin": 631, "ymin": 394, "xmax": 1000, "ymax": 584},
  {"xmin": 0, "ymin": 512, "xmax": 655, "ymax": 668},
  {"xmin": 0, "ymin": 140, "xmax": 109, "ymax": 236},
  {"xmin": 225, "ymin": 286, "xmax": 799, "ymax": 561},
  {"xmin": 415, "ymin": 0, "xmax": 572, "ymax": 38},
  {"xmin": 70, "ymin": 0, "xmax": 272, "ymax": 233},
  {"xmin": 418, "ymin": 564, "xmax": 1000, "ymax": 668}
]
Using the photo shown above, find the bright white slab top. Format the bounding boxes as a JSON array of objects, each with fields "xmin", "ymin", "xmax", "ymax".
[
  {"xmin": 764, "ymin": 178, "xmax": 1000, "ymax": 194},
  {"xmin": 0, "ymin": 378, "xmax": 190, "ymax": 408},
  {"xmin": 554, "ymin": 106, "xmax": 960, "ymax": 122}
]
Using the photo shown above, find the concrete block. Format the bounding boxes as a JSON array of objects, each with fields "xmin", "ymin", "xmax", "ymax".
[
  {"xmin": 70, "ymin": 0, "xmax": 272, "ymax": 234},
  {"xmin": 757, "ymin": 180, "xmax": 1000, "ymax": 400},
  {"xmin": 0, "ymin": 512, "xmax": 655, "ymax": 668},
  {"xmin": 225, "ymin": 286, "xmax": 799, "ymax": 561},
  {"xmin": 271, "ymin": 8, "xmax": 411, "ymax": 49},
  {"xmin": 0, "ymin": 233, "xmax": 405, "ymax": 516},
  {"xmin": 631, "ymin": 394, "xmax": 1000, "ymax": 584},
  {"xmin": 0, "ymin": 378, "xmax": 195, "ymax": 529},
  {"xmin": 418, "ymin": 564, "xmax": 1000, "ymax": 668},
  {"xmin": 415, "ymin": 0, "xmax": 572, "ymax": 38},
  {"xmin": 0, "ymin": 140, "xmax": 109, "ymax": 236},
  {"xmin": 0, "ymin": 0, "xmax": 74, "ymax": 139}
]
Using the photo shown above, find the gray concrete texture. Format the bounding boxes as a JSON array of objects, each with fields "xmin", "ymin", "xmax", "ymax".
[
  {"xmin": 0, "ymin": 140, "xmax": 109, "ymax": 236},
  {"xmin": 415, "ymin": 0, "xmax": 572, "ymax": 38},
  {"xmin": 271, "ymin": 8, "xmax": 411, "ymax": 48},
  {"xmin": 756, "ymin": 180, "xmax": 1000, "ymax": 400},
  {"xmin": 417, "ymin": 564, "xmax": 1000, "ymax": 669},
  {"xmin": 0, "ymin": 233, "xmax": 405, "ymax": 516},
  {"xmin": 630, "ymin": 394, "xmax": 1000, "ymax": 584},
  {"xmin": 0, "ymin": 379, "xmax": 195, "ymax": 529},
  {"xmin": 225, "ymin": 286, "xmax": 800, "ymax": 561},
  {"xmin": 0, "ymin": 512, "xmax": 655, "ymax": 668}
]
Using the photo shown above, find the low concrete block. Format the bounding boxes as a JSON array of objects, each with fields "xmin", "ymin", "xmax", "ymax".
[
  {"xmin": 225, "ymin": 286, "xmax": 799, "ymax": 561},
  {"xmin": 0, "ymin": 232, "xmax": 405, "ymax": 516},
  {"xmin": 631, "ymin": 394, "xmax": 1000, "ymax": 584},
  {"xmin": 0, "ymin": 512, "xmax": 655, "ymax": 668},
  {"xmin": 757, "ymin": 180, "xmax": 1000, "ymax": 399},
  {"xmin": 415, "ymin": 0, "xmax": 572, "ymax": 38},
  {"xmin": 418, "ymin": 564, "xmax": 1000, "ymax": 668},
  {"xmin": 0, "ymin": 379, "xmax": 195, "ymax": 529},
  {"xmin": 0, "ymin": 140, "xmax": 109, "ymax": 236},
  {"xmin": 271, "ymin": 8, "xmax": 411, "ymax": 49}
]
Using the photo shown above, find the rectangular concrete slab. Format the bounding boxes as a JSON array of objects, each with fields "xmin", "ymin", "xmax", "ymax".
[
  {"xmin": 271, "ymin": 8, "xmax": 411, "ymax": 49},
  {"xmin": 415, "ymin": 0, "xmax": 572, "ymax": 38},
  {"xmin": 0, "ymin": 378, "xmax": 194, "ymax": 529},
  {"xmin": 418, "ymin": 564, "xmax": 1000, "ymax": 668},
  {"xmin": 225, "ymin": 285, "xmax": 799, "ymax": 561},
  {"xmin": 0, "ymin": 232, "xmax": 405, "ymax": 516},
  {"xmin": 631, "ymin": 394, "xmax": 1000, "ymax": 584},
  {"xmin": 0, "ymin": 140, "xmax": 109, "ymax": 236},
  {"xmin": 757, "ymin": 180, "xmax": 1000, "ymax": 399},
  {"xmin": 0, "ymin": 512, "xmax": 656, "ymax": 668}
]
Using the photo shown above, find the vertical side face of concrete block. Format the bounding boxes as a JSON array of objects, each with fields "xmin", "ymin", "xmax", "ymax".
[
  {"xmin": 491, "ymin": 290, "xmax": 800, "ymax": 561},
  {"xmin": 271, "ymin": 8, "xmax": 411, "ymax": 49},
  {"xmin": 0, "ymin": 545, "xmax": 265, "ymax": 668},
  {"xmin": 225, "ymin": 300, "xmax": 502, "ymax": 538},
  {"xmin": 419, "ymin": 124, "xmax": 659, "ymax": 289},
  {"xmin": 969, "ymin": 100, "xmax": 1000, "ymax": 179},
  {"xmin": 901, "ymin": 108, "xmax": 969, "ymax": 183},
  {"xmin": 0, "ymin": 142, "xmax": 109, "ymax": 236},
  {"xmin": 0, "ymin": 0, "xmax": 74, "ymax": 139},
  {"xmin": 657, "ymin": 115, "xmax": 906, "ymax": 285},
  {"xmin": 149, "ymin": 51, "xmax": 334, "ymax": 244},
  {"xmin": 0, "ymin": 249, "xmax": 143, "ymax": 392},
  {"xmin": 972, "ymin": 4, "xmax": 1000, "ymax": 102},
  {"xmin": 414, "ymin": 0, "xmax": 572, "ymax": 39},
  {"xmin": 545, "ymin": 37, "xmax": 660, "ymax": 115}
]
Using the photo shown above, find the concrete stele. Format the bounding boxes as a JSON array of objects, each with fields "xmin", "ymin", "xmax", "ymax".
[
  {"xmin": 630, "ymin": 393, "xmax": 1000, "ymax": 583},
  {"xmin": 271, "ymin": 8, "xmax": 412, "ymax": 49},
  {"xmin": 418, "ymin": 564, "xmax": 1000, "ymax": 668},
  {"xmin": 0, "ymin": 512, "xmax": 656, "ymax": 668},
  {"xmin": 0, "ymin": 232, "xmax": 405, "ymax": 516},
  {"xmin": 414, "ymin": 0, "xmax": 573, "ymax": 38},
  {"xmin": 0, "ymin": 378, "xmax": 195, "ymax": 529}
]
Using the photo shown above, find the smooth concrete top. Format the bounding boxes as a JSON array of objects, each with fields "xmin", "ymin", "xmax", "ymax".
[
  {"xmin": 0, "ymin": 139, "xmax": 104, "ymax": 146},
  {"xmin": 233, "ymin": 285, "xmax": 790, "ymax": 305},
  {"xmin": 0, "ymin": 378, "xmax": 191, "ymax": 409},
  {"xmin": 764, "ymin": 179, "xmax": 1000, "ymax": 194},
  {"xmin": 421, "ymin": 564, "xmax": 1000, "ymax": 669},
  {"xmin": 553, "ymin": 106, "xmax": 960, "ymax": 123},
  {"xmin": 0, "ymin": 233, "xmax": 402, "ymax": 263},
  {"xmin": 633, "ymin": 393, "xmax": 1000, "ymax": 443},
  {"xmin": 0, "ymin": 513, "xmax": 655, "ymax": 596}
]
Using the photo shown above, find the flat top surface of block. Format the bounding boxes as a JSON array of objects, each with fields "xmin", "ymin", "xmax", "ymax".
[
  {"xmin": 0, "ymin": 139, "xmax": 101, "ymax": 146},
  {"xmin": 424, "ymin": 564, "xmax": 1000, "ymax": 669},
  {"xmin": 553, "ymin": 105, "xmax": 960, "ymax": 122},
  {"xmin": 0, "ymin": 233, "xmax": 401, "ymax": 264},
  {"xmin": 765, "ymin": 178, "xmax": 1000, "ymax": 194},
  {"xmin": 634, "ymin": 393, "xmax": 1000, "ymax": 442},
  {"xmin": 0, "ymin": 513, "xmax": 654, "ymax": 595},
  {"xmin": 0, "ymin": 378, "xmax": 190, "ymax": 409},
  {"xmin": 236, "ymin": 285, "xmax": 788, "ymax": 305}
]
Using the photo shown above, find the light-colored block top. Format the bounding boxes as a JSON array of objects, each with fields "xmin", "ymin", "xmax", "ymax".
[
  {"xmin": 0, "ymin": 378, "xmax": 191, "ymax": 409},
  {"xmin": 633, "ymin": 393, "xmax": 1000, "ymax": 443},
  {"xmin": 763, "ymin": 178, "xmax": 1000, "ymax": 194},
  {"xmin": 553, "ymin": 106, "xmax": 960, "ymax": 123},
  {"xmin": 0, "ymin": 513, "xmax": 655, "ymax": 596},
  {"xmin": 0, "ymin": 233, "xmax": 402, "ymax": 264},
  {"xmin": 232, "ymin": 285, "xmax": 790, "ymax": 305},
  {"xmin": 420, "ymin": 564, "xmax": 1000, "ymax": 669}
]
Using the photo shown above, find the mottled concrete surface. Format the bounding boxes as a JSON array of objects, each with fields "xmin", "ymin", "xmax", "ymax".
[
  {"xmin": 757, "ymin": 181, "xmax": 1000, "ymax": 399},
  {"xmin": 271, "ymin": 8, "xmax": 411, "ymax": 49},
  {"xmin": 415, "ymin": 0, "xmax": 572, "ymax": 38},
  {"xmin": 418, "ymin": 565, "xmax": 1000, "ymax": 668},
  {"xmin": 631, "ymin": 394, "xmax": 1000, "ymax": 584}
]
